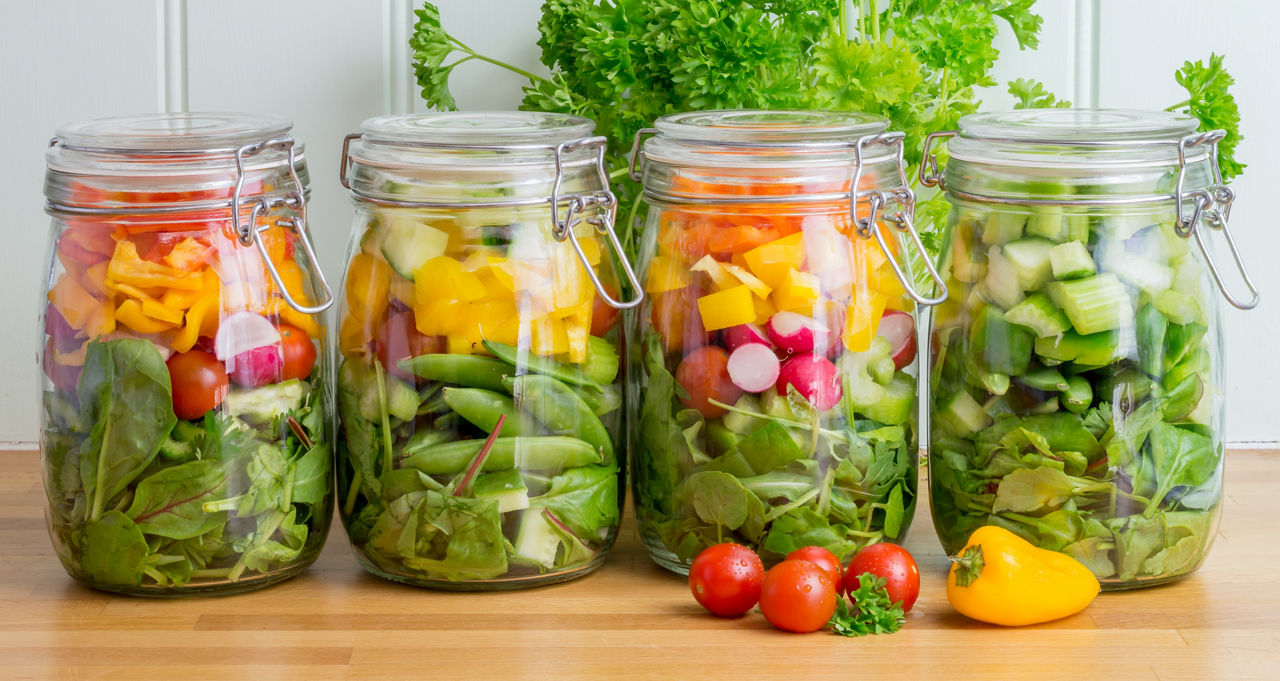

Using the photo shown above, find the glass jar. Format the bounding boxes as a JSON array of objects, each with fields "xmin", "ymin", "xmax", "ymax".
[
  {"xmin": 336, "ymin": 112, "xmax": 640, "ymax": 590},
  {"xmin": 923, "ymin": 109, "xmax": 1258, "ymax": 589},
  {"xmin": 39, "ymin": 113, "xmax": 335, "ymax": 595},
  {"xmin": 627, "ymin": 110, "xmax": 945, "ymax": 573}
]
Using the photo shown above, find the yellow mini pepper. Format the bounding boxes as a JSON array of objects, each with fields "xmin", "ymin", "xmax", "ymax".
[{"xmin": 947, "ymin": 525, "xmax": 1100, "ymax": 627}]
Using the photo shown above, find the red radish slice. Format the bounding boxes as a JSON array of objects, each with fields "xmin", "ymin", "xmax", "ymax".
[
  {"xmin": 766, "ymin": 311, "xmax": 830, "ymax": 355},
  {"xmin": 228, "ymin": 345, "xmax": 284, "ymax": 387},
  {"xmin": 777, "ymin": 354, "xmax": 843, "ymax": 410},
  {"xmin": 724, "ymin": 323, "xmax": 771, "ymax": 351},
  {"xmin": 876, "ymin": 310, "xmax": 917, "ymax": 371},
  {"xmin": 727, "ymin": 343, "xmax": 782, "ymax": 393},
  {"xmin": 215, "ymin": 310, "xmax": 281, "ymax": 360}
]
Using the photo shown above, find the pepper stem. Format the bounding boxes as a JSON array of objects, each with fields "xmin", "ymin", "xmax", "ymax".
[{"xmin": 950, "ymin": 545, "xmax": 985, "ymax": 588}]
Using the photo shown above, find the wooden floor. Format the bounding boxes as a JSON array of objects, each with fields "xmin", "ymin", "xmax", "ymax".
[{"xmin": 1, "ymin": 449, "xmax": 1278, "ymax": 680}]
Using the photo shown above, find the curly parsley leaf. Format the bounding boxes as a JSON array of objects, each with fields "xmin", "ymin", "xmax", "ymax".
[
  {"xmin": 1168, "ymin": 53, "xmax": 1244, "ymax": 180},
  {"xmin": 1009, "ymin": 77, "xmax": 1071, "ymax": 109},
  {"xmin": 409, "ymin": 4, "xmax": 460, "ymax": 110},
  {"xmin": 827, "ymin": 573, "xmax": 906, "ymax": 637}
]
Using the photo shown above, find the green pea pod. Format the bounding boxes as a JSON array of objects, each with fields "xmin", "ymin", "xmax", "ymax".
[
  {"xmin": 441, "ymin": 388, "xmax": 544, "ymax": 437},
  {"xmin": 505, "ymin": 375, "xmax": 614, "ymax": 465},
  {"xmin": 402, "ymin": 436, "xmax": 602, "ymax": 475},
  {"xmin": 1059, "ymin": 375, "xmax": 1093, "ymax": 413},
  {"xmin": 398, "ymin": 354, "xmax": 512, "ymax": 392},
  {"xmin": 481, "ymin": 340, "xmax": 599, "ymax": 390}
]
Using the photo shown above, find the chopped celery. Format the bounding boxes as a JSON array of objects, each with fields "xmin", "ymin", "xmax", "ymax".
[
  {"xmin": 1045, "ymin": 274, "xmax": 1134, "ymax": 335},
  {"xmin": 1025, "ymin": 206, "xmax": 1067, "ymax": 241},
  {"xmin": 1034, "ymin": 330, "xmax": 1129, "ymax": 367},
  {"xmin": 974, "ymin": 306, "xmax": 1032, "ymax": 376},
  {"xmin": 982, "ymin": 211, "xmax": 1026, "ymax": 245},
  {"xmin": 723, "ymin": 394, "xmax": 766, "ymax": 434},
  {"xmin": 858, "ymin": 373, "xmax": 915, "ymax": 426},
  {"xmin": 1154, "ymin": 289, "xmax": 1203, "ymax": 325},
  {"xmin": 1136, "ymin": 303, "xmax": 1167, "ymax": 378},
  {"xmin": 1049, "ymin": 241, "xmax": 1096, "ymax": 280},
  {"xmin": 937, "ymin": 391, "xmax": 991, "ymax": 436},
  {"xmin": 1002, "ymin": 238, "xmax": 1057, "ymax": 290},
  {"xmin": 980, "ymin": 246, "xmax": 1025, "ymax": 310},
  {"xmin": 840, "ymin": 337, "xmax": 895, "ymax": 418},
  {"xmin": 1006, "ymin": 293, "xmax": 1071, "ymax": 337},
  {"xmin": 1103, "ymin": 250, "xmax": 1173, "ymax": 295}
]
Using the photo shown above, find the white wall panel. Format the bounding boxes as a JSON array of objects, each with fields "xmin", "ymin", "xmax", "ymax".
[
  {"xmin": 980, "ymin": 0, "xmax": 1080, "ymax": 110},
  {"xmin": 0, "ymin": 2, "xmax": 159, "ymax": 445},
  {"xmin": 1096, "ymin": 0, "xmax": 1280, "ymax": 443}
]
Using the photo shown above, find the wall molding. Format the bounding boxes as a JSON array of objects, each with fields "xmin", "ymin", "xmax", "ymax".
[
  {"xmin": 1073, "ymin": 0, "xmax": 1100, "ymax": 107},
  {"xmin": 156, "ymin": 0, "xmax": 188, "ymax": 113}
]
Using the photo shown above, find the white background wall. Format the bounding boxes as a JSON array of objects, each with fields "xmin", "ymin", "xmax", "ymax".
[{"xmin": 1, "ymin": 0, "xmax": 1276, "ymax": 446}]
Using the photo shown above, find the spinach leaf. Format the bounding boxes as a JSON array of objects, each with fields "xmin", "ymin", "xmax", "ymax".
[
  {"xmin": 1145, "ymin": 423, "xmax": 1219, "ymax": 513},
  {"xmin": 396, "ymin": 492, "xmax": 508, "ymax": 581},
  {"xmin": 79, "ymin": 510, "xmax": 148, "ymax": 586},
  {"xmin": 1063, "ymin": 537, "xmax": 1117, "ymax": 580},
  {"xmin": 240, "ymin": 508, "xmax": 309, "ymax": 574},
  {"xmin": 533, "ymin": 465, "xmax": 619, "ymax": 537},
  {"xmin": 992, "ymin": 466, "xmax": 1111, "ymax": 514},
  {"xmin": 761, "ymin": 508, "xmax": 858, "ymax": 561},
  {"xmin": 682, "ymin": 471, "xmax": 750, "ymax": 535},
  {"xmin": 125, "ymin": 459, "xmax": 229, "ymax": 540},
  {"xmin": 882, "ymin": 484, "xmax": 905, "ymax": 539},
  {"xmin": 77, "ymin": 339, "xmax": 178, "ymax": 521},
  {"xmin": 636, "ymin": 331, "xmax": 686, "ymax": 516},
  {"xmin": 1108, "ymin": 514, "xmax": 1167, "ymax": 581},
  {"xmin": 993, "ymin": 509, "xmax": 1084, "ymax": 551},
  {"xmin": 290, "ymin": 443, "xmax": 331, "ymax": 507},
  {"xmin": 337, "ymin": 357, "xmax": 384, "ymax": 501},
  {"xmin": 737, "ymin": 421, "xmax": 806, "ymax": 475}
]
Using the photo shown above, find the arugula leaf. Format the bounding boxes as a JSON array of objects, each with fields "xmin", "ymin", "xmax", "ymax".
[
  {"xmin": 828, "ymin": 573, "xmax": 905, "ymax": 637},
  {"xmin": 682, "ymin": 471, "xmax": 751, "ymax": 537},
  {"xmin": 736, "ymin": 421, "xmax": 806, "ymax": 475},
  {"xmin": 1008, "ymin": 77, "xmax": 1071, "ymax": 109},
  {"xmin": 1168, "ymin": 53, "xmax": 1244, "ymax": 180},
  {"xmin": 1144, "ymin": 423, "xmax": 1219, "ymax": 514}
]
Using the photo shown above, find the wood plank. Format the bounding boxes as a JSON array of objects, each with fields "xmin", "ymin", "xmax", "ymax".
[{"xmin": 0, "ymin": 449, "xmax": 1276, "ymax": 680}]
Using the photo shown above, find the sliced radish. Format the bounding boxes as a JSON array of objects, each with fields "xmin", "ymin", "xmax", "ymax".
[
  {"xmin": 727, "ymin": 343, "xmax": 782, "ymax": 393},
  {"xmin": 777, "ymin": 354, "xmax": 843, "ymax": 410},
  {"xmin": 876, "ymin": 310, "xmax": 917, "ymax": 371},
  {"xmin": 214, "ymin": 310, "xmax": 281, "ymax": 361},
  {"xmin": 228, "ymin": 344, "xmax": 284, "ymax": 387},
  {"xmin": 766, "ymin": 311, "xmax": 830, "ymax": 356},
  {"xmin": 724, "ymin": 323, "xmax": 772, "ymax": 351}
]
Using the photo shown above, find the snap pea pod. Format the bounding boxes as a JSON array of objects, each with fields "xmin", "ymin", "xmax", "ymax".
[
  {"xmin": 401, "ymin": 436, "xmax": 602, "ymax": 475},
  {"xmin": 505, "ymin": 375, "xmax": 614, "ymax": 464},
  {"xmin": 481, "ymin": 340, "xmax": 600, "ymax": 390},
  {"xmin": 399, "ymin": 354, "xmax": 512, "ymax": 393},
  {"xmin": 441, "ymin": 387, "xmax": 544, "ymax": 437}
]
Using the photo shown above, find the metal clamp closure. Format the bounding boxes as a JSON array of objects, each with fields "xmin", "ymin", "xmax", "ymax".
[
  {"xmin": 849, "ymin": 132, "xmax": 948, "ymax": 306},
  {"xmin": 233, "ymin": 138, "xmax": 334, "ymax": 314},
  {"xmin": 628, "ymin": 127, "xmax": 658, "ymax": 182},
  {"xmin": 919, "ymin": 131, "xmax": 956, "ymax": 188},
  {"xmin": 338, "ymin": 132, "xmax": 361, "ymax": 190},
  {"xmin": 1173, "ymin": 130, "xmax": 1258, "ymax": 310},
  {"xmin": 550, "ymin": 137, "xmax": 644, "ymax": 310}
]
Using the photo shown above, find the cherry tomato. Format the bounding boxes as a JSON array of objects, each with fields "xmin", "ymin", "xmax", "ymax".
[
  {"xmin": 759, "ymin": 559, "xmax": 839, "ymax": 633},
  {"xmin": 374, "ymin": 310, "xmax": 444, "ymax": 383},
  {"xmin": 675, "ymin": 345, "xmax": 743, "ymax": 419},
  {"xmin": 786, "ymin": 546, "xmax": 844, "ymax": 591},
  {"xmin": 590, "ymin": 284, "xmax": 621, "ymax": 337},
  {"xmin": 650, "ymin": 285, "xmax": 712, "ymax": 355},
  {"xmin": 42, "ymin": 338, "xmax": 81, "ymax": 394},
  {"xmin": 844, "ymin": 543, "xmax": 920, "ymax": 612},
  {"xmin": 167, "ymin": 349, "xmax": 229, "ymax": 420},
  {"xmin": 688, "ymin": 543, "xmax": 764, "ymax": 617},
  {"xmin": 277, "ymin": 323, "xmax": 318, "ymax": 381}
]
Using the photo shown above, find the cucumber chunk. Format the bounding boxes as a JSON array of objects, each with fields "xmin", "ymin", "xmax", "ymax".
[
  {"xmin": 1002, "ymin": 238, "xmax": 1057, "ymax": 291},
  {"xmin": 1006, "ymin": 293, "xmax": 1071, "ymax": 337},
  {"xmin": 980, "ymin": 246, "xmax": 1025, "ymax": 310},
  {"xmin": 379, "ymin": 213, "xmax": 450, "ymax": 281},
  {"xmin": 473, "ymin": 470, "xmax": 530, "ymax": 513},
  {"xmin": 974, "ymin": 306, "xmax": 1033, "ymax": 376},
  {"xmin": 982, "ymin": 211, "xmax": 1026, "ymax": 245},
  {"xmin": 513, "ymin": 508, "xmax": 559, "ymax": 569},
  {"xmin": 1049, "ymin": 241, "xmax": 1096, "ymax": 280},
  {"xmin": 938, "ymin": 391, "xmax": 992, "ymax": 437}
]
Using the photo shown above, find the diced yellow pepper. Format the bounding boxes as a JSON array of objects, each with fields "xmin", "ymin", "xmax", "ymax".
[
  {"xmin": 645, "ymin": 254, "xmax": 691, "ymax": 294},
  {"xmin": 107, "ymin": 241, "xmax": 203, "ymax": 291},
  {"xmin": 272, "ymin": 260, "xmax": 313, "ymax": 307},
  {"xmin": 116, "ymin": 299, "xmax": 178, "ymax": 334},
  {"xmin": 345, "ymin": 252, "xmax": 391, "ymax": 334},
  {"xmin": 697, "ymin": 285, "xmax": 757, "ymax": 331},
  {"xmin": 772, "ymin": 268, "xmax": 821, "ymax": 312},
  {"xmin": 552, "ymin": 245, "xmax": 590, "ymax": 311},
  {"xmin": 81, "ymin": 298, "xmax": 116, "ymax": 341},
  {"xmin": 721, "ymin": 262, "xmax": 772, "ymax": 299},
  {"xmin": 871, "ymin": 262, "xmax": 908, "ymax": 300},
  {"xmin": 48, "ymin": 273, "xmax": 99, "ymax": 330},
  {"xmin": 173, "ymin": 292, "xmax": 217, "ymax": 353},
  {"xmin": 884, "ymin": 293, "xmax": 915, "ymax": 314},
  {"xmin": 743, "ymin": 233, "xmax": 805, "ymax": 290},
  {"xmin": 578, "ymin": 236, "xmax": 602, "ymax": 267},
  {"xmin": 691, "ymin": 255, "xmax": 738, "ymax": 291},
  {"xmin": 531, "ymin": 315, "xmax": 570, "ymax": 356},
  {"xmin": 844, "ymin": 291, "xmax": 888, "ymax": 352},
  {"xmin": 142, "ymin": 299, "xmax": 184, "ymax": 326},
  {"xmin": 565, "ymin": 300, "xmax": 593, "ymax": 363},
  {"xmin": 476, "ymin": 298, "xmax": 519, "ymax": 346},
  {"xmin": 81, "ymin": 263, "xmax": 110, "ymax": 297},
  {"xmin": 280, "ymin": 305, "xmax": 322, "ymax": 340},
  {"xmin": 163, "ymin": 237, "xmax": 213, "ymax": 272},
  {"xmin": 485, "ymin": 256, "xmax": 515, "ymax": 291},
  {"xmin": 446, "ymin": 333, "xmax": 481, "ymax": 355},
  {"xmin": 414, "ymin": 298, "xmax": 463, "ymax": 337},
  {"xmin": 753, "ymin": 294, "xmax": 776, "ymax": 325},
  {"xmin": 339, "ymin": 314, "xmax": 375, "ymax": 355},
  {"xmin": 415, "ymin": 255, "xmax": 486, "ymax": 302},
  {"xmin": 161, "ymin": 287, "xmax": 204, "ymax": 310}
]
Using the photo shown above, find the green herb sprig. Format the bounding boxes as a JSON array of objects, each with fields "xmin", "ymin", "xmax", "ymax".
[{"xmin": 828, "ymin": 573, "xmax": 905, "ymax": 637}]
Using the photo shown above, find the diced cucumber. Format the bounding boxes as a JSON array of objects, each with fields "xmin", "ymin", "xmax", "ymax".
[
  {"xmin": 980, "ymin": 246, "xmax": 1025, "ymax": 310},
  {"xmin": 1170, "ymin": 256, "xmax": 1205, "ymax": 299},
  {"xmin": 982, "ymin": 211, "xmax": 1026, "ymax": 245},
  {"xmin": 513, "ymin": 508, "xmax": 559, "ymax": 569},
  {"xmin": 706, "ymin": 421, "xmax": 741, "ymax": 456},
  {"xmin": 1034, "ymin": 330, "xmax": 1128, "ymax": 366},
  {"xmin": 1002, "ymin": 238, "xmax": 1057, "ymax": 291},
  {"xmin": 1026, "ymin": 206, "xmax": 1067, "ymax": 241},
  {"xmin": 1154, "ymin": 289, "xmax": 1203, "ymax": 325},
  {"xmin": 1102, "ymin": 251, "xmax": 1173, "ymax": 295},
  {"xmin": 360, "ymin": 217, "xmax": 386, "ymax": 255},
  {"xmin": 760, "ymin": 388, "xmax": 797, "ymax": 421},
  {"xmin": 723, "ymin": 394, "xmax": 766, "ymax": 434},
  {"xmin": 1006, "ymin": 293, "xmax": 1071, "ymax": 337},
  {"xmin": 938, "ymin": 391, "xmax": 992, "ymax": 437},
  {"xmin": 223, "ymin": 380, "xmax": 308, "ymax": 424},
  {"xmin": 974, "ymin": 306, "xmax": 1033, "ymax": 376},
  {"xmin": 857, "ymin": 373, "xmax": 915, "ymax": 426},
  {"xmin": 1050, "ymin": 241, "xmax": 1096, "ymax": 280},
  {"xmin": 1045, "ymin": 274, "xmax": 1134, "ymax": 335},
  {"xmin": 379, "ymin": 213, "xmax": 450, "ymax": 281},
  {"xmin": 472, "ymin": 470, "xmax": 530, "ymax": 513}
]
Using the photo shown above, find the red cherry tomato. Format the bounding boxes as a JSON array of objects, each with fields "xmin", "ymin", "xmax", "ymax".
[
  {"xmin": 688, "ymin": 543, "xmax": 765, "ymax": 617},
  {"xmin": 786, "ymin": 546, "xmax": 844, "ymax": 592},
  {"xmin": 844, "ymin": 543, "xmax": 920, "ymax": 612},
  {"xmin": 277, "ymin": 323, "xmax": 317, "ymax": 381},
  {"xmin": 590, "ymin": 283, "xmax": 621, "ymax": 337},
  {"xmin": 374, "ymin": 310, "xmax": 443, "ymax": 382},
  {"xmin": 650, "ymin": 285, "xmax": 712, "ymax": 355},
  {"xmin": 167, "ymin": 349, "xmax": 230, "ymax": 420},
  {"xmin": 675, "ymin": 345, "xmax": 743, "ymax": 418},
  {"xmin": 759, "ymin": 559, "xmax": 839, "ymax": 633}
]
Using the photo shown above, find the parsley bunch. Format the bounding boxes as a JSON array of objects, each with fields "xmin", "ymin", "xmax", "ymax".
[
  {"xmin": 828, "ymin": 573, "xmax": 905, "ymax": 637},
  {"xmin": 410, "ymin": 1, "xmax": 1245, "ymax": 257}
]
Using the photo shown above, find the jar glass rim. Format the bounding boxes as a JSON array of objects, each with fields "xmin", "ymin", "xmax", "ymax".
[
  {"xmin": 957, "ymin": 108, "xmax": 1199, "ymax": 143},
  {"xmin": 54, "ymin": 112, "xmax": 293, "ymax": 153}
]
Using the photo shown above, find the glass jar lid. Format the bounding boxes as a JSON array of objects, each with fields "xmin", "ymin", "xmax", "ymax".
[
  {"xmin": 642, "ymin": 109, "xmax": 892, "ymax": 168},
  {"xmin": 45, "ymin": 112, "xmax": 306, "ymax": 211}
]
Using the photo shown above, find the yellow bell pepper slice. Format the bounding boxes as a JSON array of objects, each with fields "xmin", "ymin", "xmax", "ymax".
[
  {"xmin": 691, "ymin": 255, "xmax": 738, "ymax": 291},
  {"xmin": 172, "ymin": 293, "xmax": 216, "ymax": 353},
  {"xmin": 743, "ymin": 232, "xmax": 805, "ymax": 290},
  {"xmin": 772, "ymin": 268, "xmax": 821, "ymax": 313},
  {"xmin": 345, "ymin": 252, "xmax": 391, "ymax": 336},
  {"xmin": 390, "ymin": 277, "xmax": 417, "ymax": 307},
  {"xmin": 160, "ymin": 287, "xmax": 205, "ymax": 311},
  {"xmin": 48, "ymin": 273, "xmax": 99, "ymax": 330},
  {"xmin": 843, "ymin": 291, "xmax": 888, "ymax": 352},
  {"xmin": 696, "ymin": 285, "xmax": 756, "ymax": 331},
  {"xmin": 645, "ymin": 254, "xmax": 691, "ymax": 294},
  {"xmin": 413, "ymin": 299, "xmax": 463, "ymax": 337},
  {"xmin": 753, "ymin": 293, "xmax": 776, "ymax": 325},
  {"xmin": 163, "ymin": 237, "xmax": 213, "ymax": 272},
  {"xmin": 531, "ymin": 315, "xmax": 570, "ymax": 356},
  {"xmin": 81, "ymin": 299, "xmax": 116, "ymax": 341},
  {"xmin": 415, "ymin": 255, "xmax": 486, "ymax": 303},
  {"xmin": 142, "ymin": 299, "xmax": 184, "ymax": 326},
  {"xmin": 107, "ymin": 241, "xmax": 203, "ymax": 291},
  {"xmin": 116, "ymin": 299, "xmax": 178, "ymax": 334}
]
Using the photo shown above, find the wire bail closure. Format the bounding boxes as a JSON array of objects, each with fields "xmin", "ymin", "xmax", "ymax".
[
  {"xmin": 232, "ymin": 137, "xmax": 335, "ymax": 315},
  {"xmin": 850, "ymin": 132, "xmax": 949, "ymax": 306}
]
